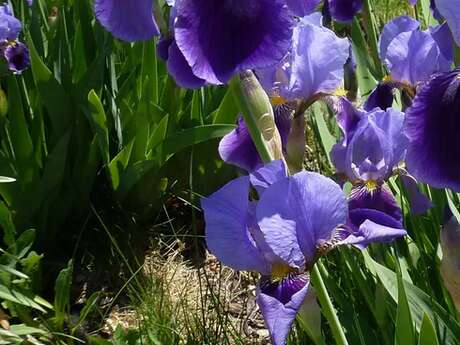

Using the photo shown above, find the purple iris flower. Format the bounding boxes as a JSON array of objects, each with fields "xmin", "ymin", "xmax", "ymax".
[
  {"xmin": 202, "ymin": 160, "xmax": 406, "ymax": 345},
  {"xmin": 331, "ymin": 98, "xmax": 410, "ymax": 230},
  {"xmin": 1, "ymin": 42, "xmax": 30, "ymax": 74},
  {"xmin": 328, "ymin": 0, "xmax": 363, "ymax": 23},
  {"xmin": 257, "ymin": 13, "xmax": 350, "ymax": 104},
  {"xmin": 286, "ymin": 0, "xmax": 321, "ymax": 17},
  {"xmin": 94, "ymin": 0, "xmax": 160, "ymax": 42},
  {"xmin": 435, "ymin": 0, "xmax": 460, "ymax": 46},
  {"xmin": 404, "ymin": 68, "xmax": 460, "ymax": 192},
  {"xmin": 0, "ymin": 4, "xmax": 30, "ymax": 74},
  {"xmin": 171, "ymin": 0, "xmax": 294, "ymax": 86},
  {"xmin": 379, "ymin": 16, "xmax": 453, "ymax": 87}
]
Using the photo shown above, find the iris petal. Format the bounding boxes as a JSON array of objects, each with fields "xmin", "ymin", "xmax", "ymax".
[
  {"xmin": 328, "ymin": 0, "xmax": 363, "ymax": 23},
  {"xmin": 94, "ymin": 0, "xmax": 159, "ymax": 42},
  {"xmin": 405, "ymin": 69, "xmax": 460, "ymax": 191},
  {"xmin": 257, "ymin": 273, "xmax": 310, "ymax": 345},
  {"xmin": 257, "ymin": 171, "xmax": 347, "ymax": 266},
  {"xmin": 435, "ymin": 0, "xmax": 460, "ymax": 46},
  {"xmin": 201, "ymin": 176, "xmax": 269, "ymax": 273},
  {"xmin": 218, "ymin": 116, "xmax": 262, "ymax": 173},
  {"xmin": 174, "ymin": 0, "xmax": 293, "ymax": 84}
]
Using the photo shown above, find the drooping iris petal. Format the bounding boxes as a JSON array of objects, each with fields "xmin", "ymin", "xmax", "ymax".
[
  {"xmin": 2, "ymin": 42, "xmax": 30, "ymax": 74},
  {"xmin": 364, "ymin": 83, "xmax": 395, "ymax": 111},
  {"xmin": 257, "ymin": 274, "xmax": 310, "ymax": 345},
  {"xmin": 0, "ymin": 5, "xmax": 22, "ymax": 41},
  {"xmin": 289, "ymin": 13, "xmax": 350, "ymax": 99},
  {"xmin": 399, "ymin": 174, "xmax": 432, "ymax": 215},
  {"xmin": 405, "ymin": 69, "xmax": 460, "ymax": 191},
  {"xmin": 94, "ymin": 0, "xmax": 159, "ymax": 42},
  {"xmin": 218, "ymin": 116, "xmax": 262, "ymax": 172},
  {"xmin": 379, "ymin": 16, "xmax": 420, "ymax": 61},
  {"xmin": 328, "ymin": 0, "xmax": 363, "ymax": 23},
  {"xmin": 174, "ymin": 0, "xmax": 294, "ymax": 85},
  {"xmin": 435, "ymin": 0, "xmax": 460, "ymax": 46},
  {"xmin": 257, "ymin": 171, "xmax": 348, "ymax": 266},
  {"xmin": 249, "ymin": 160, "xmax": 287, "ymax": 195},
  {"xmin": 349, "ymin": 183, "xmax": 402, "ymax": 223},
  {"xmin": 201, "ymin": 176, "xmax": 269, "ymax": 273},
  {"xmin": 342, "ymin": 213, "xmax": 407, "ymax": 249},
  {"xmin": 286, "ymin": 0, "xmax": 321, "ymax": 17},
  {"xmin": 167, "ymin": 41, "xmax": 206, "ymax": 89}
]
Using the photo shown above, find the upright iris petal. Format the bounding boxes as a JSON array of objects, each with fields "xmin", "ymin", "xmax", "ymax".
[
  {"xmin": 0, "ymin": 5, "xmax": 22, "ymax": 41},
  {"xmin": 405, "ymin": 68, "xmax": 460, "ymax": 191},
  {"xmin": 328, "ymin": 0, "xmax": 363, "ymax": 23},
  {"xmin": 257, "ymin": 13, "xmax": 349, "ymax": 104},
  {"xmin": 380, "ymin": 16, "xmax": 453, "ymax": 86},
  {"xmin": 435, "ymin": 0, "xmax": 460, "ymax": 46},
  {"xmin": 94, "ymin": 0, "xmax": 159, "ymax": 42},
  {"xmin": 286, "ymin": 0, "xmax": 321, "ymax": 17},
  {"xmin": 173, "ymin": 0, "xmax": 294, "ymax": 85}
]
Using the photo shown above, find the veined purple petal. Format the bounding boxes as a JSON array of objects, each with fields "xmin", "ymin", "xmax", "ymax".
[
  {"xmin": 328, "ymin": 0, "xmax": 363, "ymax": 23},
  {"xmin": 435, "ymin": 0, "xmax": 460, "ymax": 46},
  {"xmin": 287, "ymin": 0, "xmax": 321, "ymax": 17},
  {"xmin": 167, "ymin": 41, "xmax": 206, "ymax": 89},
  {"xmin": 257, "ymin": 274, "xmax": 310, "ymax": 345},
  {"xmin": 201, "ymin": 176, "xmax": 269, "ymax": 273},
  {"xmin": 0, "ymin": 5, "xmax": 22, "ymax": 41},
  {"xmin": 257, "ymin": 171, "xmax": 347, "ymax": 266},
  {"xmin": 349, "ymin": 183, "xmax": 402, "ymax": 223},
  {"xmin": 379, "ymin": 16, "xmax": 420, "ymax": 61},
  {"xmin": 274, "ymin": 104, "xmax": 294, "ymax": 148},
  {"xmin": 156, "ymin": 37, "xmax": 173, "ymax": 61},
  {"xmin": 289, "ymin": 13, "xmax": 350, "ymax": 99},
  {"xmin": 174, "ymin": 0, "xmax": 294, "ymax": 85},
  {"xmin": 342, "ymin": 214, "xmax": 407, "ymax": 249},
  {"xmin": 405, "ymin": 69, "xmax": 460, "ymax": 191},
  {"xmin": 94, "ymin": 0, "xmax": 159, "ymax": 42},
  {"xmin": 2, "ymin": 42, "xmax": 30, "ymax": 74},
  {"xmin": 399, "ymin": 174, "xmax": 432, "ymax": 215},
  {"xmin": 218, "ymin": 116, "xmax": 262, "ymax": 173},
  {"xmin": 385, "ymin": 30, "xmax": 439, "ymax": 85},
  {"xmin": 250, "ymin": 160, "xmax": 287, "ymax": 196}
]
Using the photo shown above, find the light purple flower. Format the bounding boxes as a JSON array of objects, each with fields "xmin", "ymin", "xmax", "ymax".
[
  {"xmin": 404, "ymin": 68, "xmax": 460, "ymax": 192},
  {"xmin": 379, "ymin": 16, "xmax": 453, "ymax": 86},
  {"xmin": 202, "ymin": 160, "xmax": 406, "ymax": 345},
  {"xmin": 331, "ymin": 98, "xmax": 412, "ymax": 229},
  {"xmin": 257, "ymin": 13, "xmax": 349, "ymax": 103},
  {"xmin": 94, "ymin": 0, "xmax": 160, "ymax": 42}
]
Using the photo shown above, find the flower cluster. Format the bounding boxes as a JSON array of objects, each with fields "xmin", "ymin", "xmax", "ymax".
[
  {"xmin": 94, "ymin": 0, "xmax": 460, "ymax": 343},
  {"xmin": 0, "ymin": 3, "xmax": 30, "ymax": 74}
]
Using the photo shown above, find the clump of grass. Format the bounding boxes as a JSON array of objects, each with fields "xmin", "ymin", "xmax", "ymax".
[{"xmin": 123, "ymin": 240, "xmax": 271, "ymax": 345}]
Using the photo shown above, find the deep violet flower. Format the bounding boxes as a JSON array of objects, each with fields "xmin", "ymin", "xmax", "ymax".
[
  {"xmin": 404, "ymin": 68, "xmax": 460, "ymax": 192},
  {"xmin": 286, "ymin": 0, "xmax": 321, "ymax": 17},
  {"xmin": 171, "ymin": 0, "xmax": 294, "ymax": 86},
  {"xmin": 379, "ymin": 16, "xmax": 453, "ymax": 87},
  {"xmin": 94, "ymin": 0, "xmax": 160, "ymax": 42},
  {"xmin": 328, "ymin": 0, "xmax": 363, "ymax": 23},
  {"xmin": 202, "ymin": 160, "xmax": 406, "ymax": 345},
  {"xmin": 257, "ymin": 13, "xmax": 349, "ymax": 105},
  {"xmin": 0, "ymin": 4, "xmax": 30, "ymax": 74}
]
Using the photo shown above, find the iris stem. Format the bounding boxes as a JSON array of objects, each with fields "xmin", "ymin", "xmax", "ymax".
[
  {"xmin": 229, "ymin": 72, "xmax": 274, "ymax": 163},
  {"xmin": 311, "ymin": 264, "xmax": 349, "ymax": 345}
]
